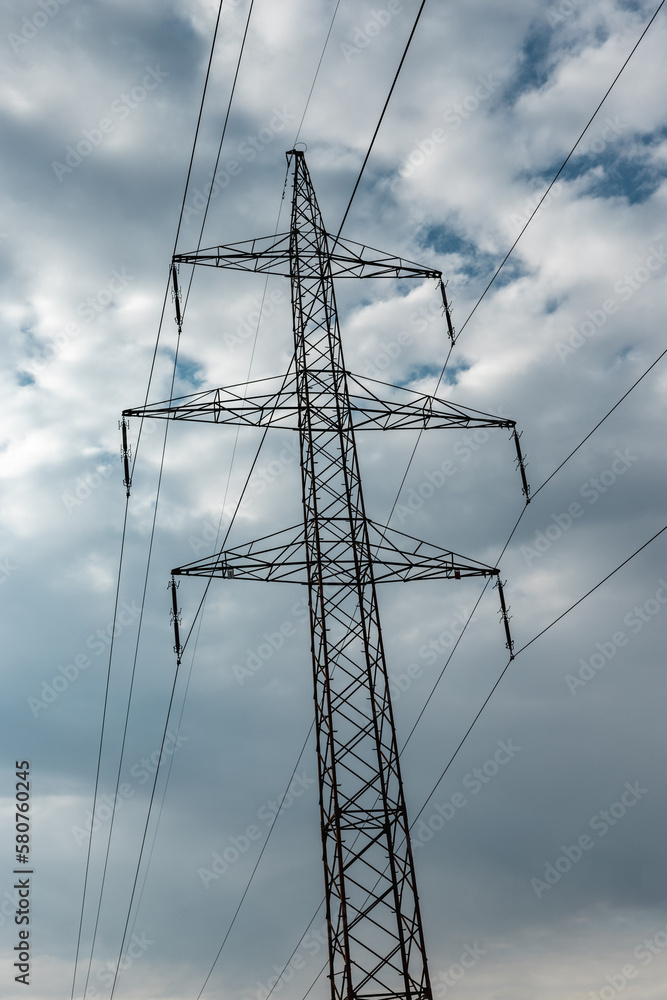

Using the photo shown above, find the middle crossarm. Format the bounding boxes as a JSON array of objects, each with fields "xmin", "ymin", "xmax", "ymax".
[{"xmin": 173, "ymin": 233, "xmax": 441, "ymax": 280}]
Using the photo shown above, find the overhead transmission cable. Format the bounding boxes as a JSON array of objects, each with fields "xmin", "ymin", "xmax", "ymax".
[
  {"xmin": 68, "ymin": 499, "xmax": 131, "ymax": 1000},
  {"xmin": 98, "ymin": 2, "xmax": 265, "ymax": 994},
  {"xmin": 293, "ymin": 518, "xmax": 667, "ymax": 1000},
  {"xmin": 74, "ymin": 1, "xmax": 264, "ymax": 994},
  {"xmin": 69, "ymin": 5, "xmax": 230, "ymax": 998},
  {"xmin": 453, "ymin": 0, "xmax": 667, "ymax": 345},
  {"xmin": 411, "ymin": 521, "xmax": 667, "ymax": 826},
  {"xmin": 102, "ymin": 4, "xmax": 348, "ymax": 983},
  {"xmin": 265, "ymin": 336, "xmax": 667, "ymax": 1000},
  {"xmin": 189, "ymin": 5, "xmax": 667, "ymax": 996},
  {"xmin": 185, "ymin": 5, "xmax": 667, "ymax": 993},
  {"xmin": 194, "ymin": 724, "xmax": 315, "ymax": 1000},
  {"xmin": 293, "ymin": 0, "xmax": 342, "ymax": 145},
  {"xmin": 129, "ymin": 0, "xmax": 232, "ymax": 479},
  {"xmin": 366, "ymin": 0, "xmax": 666, "ymax": 532},
  {"xmin": 336, "ymin": 0, "xmax": 428, "ymax": 238},
  {"xmin": 403, "ymin": 341, "xmax": 667, "ymax": 772},
  {"xmin": 81, "ymin": 299, "xmax": 186, "ymax": 1000},
  {"xmin": 100, "ymin": 3, "xmax": 665, "ymax": 994}
]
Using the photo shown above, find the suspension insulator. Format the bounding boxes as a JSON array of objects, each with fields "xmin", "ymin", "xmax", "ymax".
[
  {"xmin": 169, "ymin": 577, "xmax": 183, "ymax": 665},
  {"xmin": 512, "ymin": 428, "xmax": 531, "ymax": 502},
  {"xmin": 439, "ymin": 279, "xmax": 456, "ymax": 344},
  {"xmin": 172, "ymin": 264, "xmax": 183, "ymax": 333},
  {"xmin": 496, "ymin": 577, "xmax": 514, "ymax": 659},
  {"xmin": 119, "ymin": 419, "xmax": 132, "ymax": 497}
]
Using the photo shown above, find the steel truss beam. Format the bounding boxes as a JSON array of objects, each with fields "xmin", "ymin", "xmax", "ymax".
[
  {"xmin": 171, "ymin": 520, "xmax": 499, "ymax": 586},
  {"xmin": 123, "ymin": 371, "xmax": 517, "ymax": 434}
]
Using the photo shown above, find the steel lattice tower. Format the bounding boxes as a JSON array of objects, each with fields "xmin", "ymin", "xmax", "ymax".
[{"xmin": 125, "ymin": 150, "xmax": 527, "ymax": 1000}]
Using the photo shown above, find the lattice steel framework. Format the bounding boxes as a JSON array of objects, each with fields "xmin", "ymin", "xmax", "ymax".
[{"xmin": 124, "ymin": 151, "xmax": 527, "ymax": 1000}]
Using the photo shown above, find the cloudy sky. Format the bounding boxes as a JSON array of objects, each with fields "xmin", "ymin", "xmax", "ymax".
[{"xmin": 1, "ymin": 0, "xmax": 667, "ymax": 998}]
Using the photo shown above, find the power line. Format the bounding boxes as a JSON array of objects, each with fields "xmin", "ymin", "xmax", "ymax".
[
  {"xmin": 70, "ymin": 0, "xmax": 230, "ymax": 980},
  {"xmin": 413, "ymin": 522, "xmax": 667, "ymax": 825},
  {"xmin": 274, "ymin": 332, "xmax": 666, "ymax": 1000},
  {"xmin": 380, "ymin": 0, "xmax": 666, "ymax": 526},
  {"xmin": 195, "ymin": 724, "xmax": 315, "ymax": 999},
  {"xmin": 102, "ymin": 1, "xmax": 263, "ymax": 987},
  {"xmin": 71, "ymin": 3, "xmax": 253, "ymax": 993},
  {"xmin": 69, "ymin": 499, "xmax": 130, "ymax": 1000},
  {"xmin": 81, "ymin": 311, "xmax": 185, "ymax": 1000},
  {"xmin": 293, "ymin": 0, "xmax": 342, "ymax": 145},
  {"xmin": 336, "ymin": 0, "xmax": 428, "ymax": 237},
  {"xmin": 293, "ymin": 519, "xmax": 667, "ymax": 1000},
  {"xmin": 104, "ymin": 7, "xmax": 352, "ymax": 979},
  {"xmin": 530, "ymin": 347, "xmax": 667, "ymax": 502},
  {"xmin": 129, "ymin": 0, "xmax": 231, "ymax": 481},
  {"xmin": 402, "ymin": 342, "xmax": 667, "ymax": 757},
  {"xmin": 454, "ymin": 0, "xmax": 667, "ymax": 343}
]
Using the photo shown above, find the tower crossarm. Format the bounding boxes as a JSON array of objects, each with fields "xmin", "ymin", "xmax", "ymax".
[
  {"xmin": 123, "ymin": 373, "xmax": 514, "ymax": 433},
  {"xmin": 122, "ymin": 374, "xmax": 300, "ymax": 429},
  {"xmin": 173, "ymin": 234, "xmax": 440, "ymax": 281},
  {"xmin": 171, "ymin": 520, "xmax": 499, "ymax": 586}
]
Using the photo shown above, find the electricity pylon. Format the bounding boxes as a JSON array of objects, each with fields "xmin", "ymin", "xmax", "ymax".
[{"xmin": 124, "ymin": 150, "xmax": 527, "ymax": 1000}]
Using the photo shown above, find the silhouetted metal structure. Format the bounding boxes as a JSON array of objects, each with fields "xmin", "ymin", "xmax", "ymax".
[{"xmin": 125, "ymin": 150, "xmax": 527, "ymax": 1000}]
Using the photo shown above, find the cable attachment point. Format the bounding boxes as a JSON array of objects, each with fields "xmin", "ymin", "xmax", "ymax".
[
  {"xmin": 511, "ymin": 428, "xmax": 531, "ymax": 503},
  {"xmin": 439, "ymin": 278, "xmax": 456, "ymax": 344},
  {"xmin": 119, "ymin": 418, "xmax": 132, "ymax": 497},
  {"xmin": 169, "ymin": 577, "xmax": 183, "ymax": 665},
  {"xmin": 171, "ymin": 263, "xmax": 183, "ymax": 334},
  {"xmin": 495, "ymin": 577, "xmax": 514, "ymax": 659}
]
